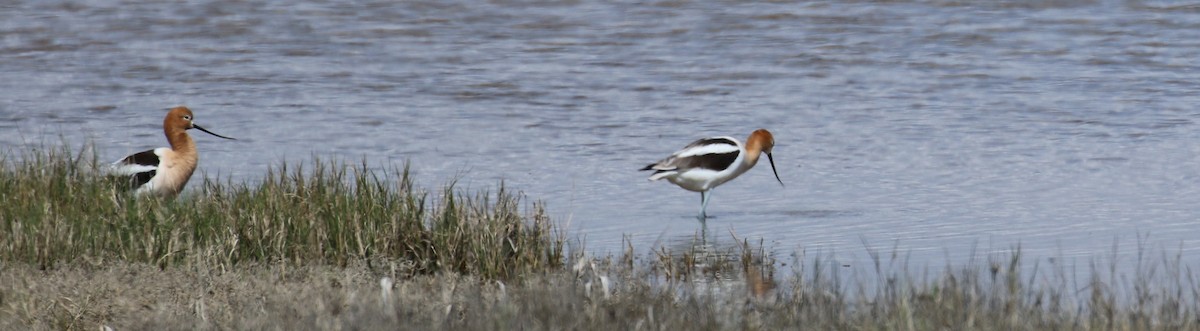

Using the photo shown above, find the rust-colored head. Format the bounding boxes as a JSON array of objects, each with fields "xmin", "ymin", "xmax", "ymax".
[
  {"xmin": 747, "ymin": 129, "xmax": 775, "ymax": 154},
  {"xmin": 162, "ymin": 106, "xmax": 236, "ymax": 141},
  {"xmin": 747, "ymin": 129, "xmax": 783, "ymax": 187},
  {"xmin": 163, "ymin": 106, "xmax": 196, "ymax": 132}
]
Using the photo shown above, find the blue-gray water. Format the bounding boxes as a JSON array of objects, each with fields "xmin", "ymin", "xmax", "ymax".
[{"xmin": 3, "ymin": 0, "xmax": 1200, "ymax": 272}]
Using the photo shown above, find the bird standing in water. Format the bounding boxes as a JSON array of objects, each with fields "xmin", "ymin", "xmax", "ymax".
[{"xmin": 641, "ymin": 129, "xmax": 784, "ymax": 221}]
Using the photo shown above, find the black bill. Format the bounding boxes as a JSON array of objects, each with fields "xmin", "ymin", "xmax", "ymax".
[
  {"xmin": 766, "ymin": 152, "xmax": 783, "ymax": 187},
  {"xmin": 192, "ymin": 124, "xmax": 237, "ymax": 140}
]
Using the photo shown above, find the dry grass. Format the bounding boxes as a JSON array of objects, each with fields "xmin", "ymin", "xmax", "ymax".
[{"xmin": 4, "ymin": 247, "xmax": 1199, "ymax": 330}]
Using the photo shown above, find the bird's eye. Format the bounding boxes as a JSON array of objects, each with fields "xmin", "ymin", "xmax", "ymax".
[{"xmin": 183, "ymin": 115, "xmax": 192, "ymax": 120}]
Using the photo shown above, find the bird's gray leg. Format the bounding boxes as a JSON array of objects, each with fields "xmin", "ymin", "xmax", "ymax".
[{"xmin": 698, "ymin": 190, "xmax": 712, "ymax": 223}]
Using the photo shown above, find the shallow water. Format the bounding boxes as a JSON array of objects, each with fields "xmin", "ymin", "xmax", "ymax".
[{"xmin": 3, "ymin": 0, "xmax": 1200, "ymax": 272}]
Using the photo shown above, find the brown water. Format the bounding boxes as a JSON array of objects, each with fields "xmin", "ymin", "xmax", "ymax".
[{"xmin": 3, "ymin": 0, "xmax": 1200, "ymax": 271}]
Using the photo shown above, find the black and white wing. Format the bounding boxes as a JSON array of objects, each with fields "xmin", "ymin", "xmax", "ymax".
[
  {"xmin": 641, "ymin": 137, "xmax": 741, "ymax": 179},
  {"xmin": 110, "ymin": 148, "xmax": 163, "ymax": 190}
]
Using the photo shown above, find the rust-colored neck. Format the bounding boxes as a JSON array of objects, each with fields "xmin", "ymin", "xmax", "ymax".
[
  {"xmin": 744, "ymin": 132, "xmax": 765, "ymax": 165},
  {"xmin": 165, "ymin": 126, "xmax": 195, "ymax": 153}
]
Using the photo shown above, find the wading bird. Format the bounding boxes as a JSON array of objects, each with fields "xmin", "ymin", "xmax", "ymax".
[
  {"xmin": 110, "ymin": 106, "xmax": 235, "ymax": 197},
  {"xmin": 641, "ymin": 129, "xmax": 783, "ymax": 220}
]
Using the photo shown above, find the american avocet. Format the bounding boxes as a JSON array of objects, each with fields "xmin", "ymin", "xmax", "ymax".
[
  {"xmin": 110, "ymin": 106, "xmax": 235, "ymax": 197},
  {"xmin": 641, "ymin": 129, "xmax": 783, "ymax": 220}
]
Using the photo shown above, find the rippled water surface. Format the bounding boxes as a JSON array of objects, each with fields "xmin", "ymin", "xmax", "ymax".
[{"xmin": 4, "ymin": 0, "xmax": 1200, "ymax": 270}]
